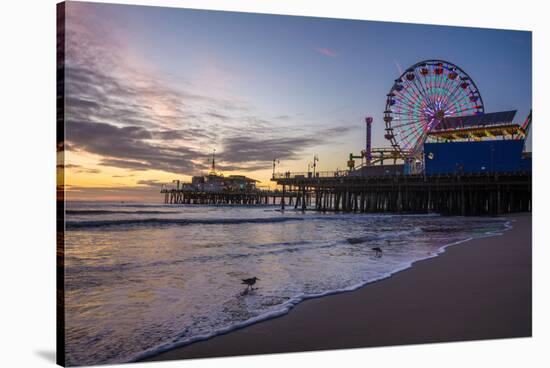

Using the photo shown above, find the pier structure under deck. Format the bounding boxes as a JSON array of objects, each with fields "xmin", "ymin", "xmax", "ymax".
[
  {"xmin": 271, "ymin": 170, "xmax": 531, "ymax": 216},
  {"xmin": 161, "ymin": 188, "xmax": 297, "ymax": 206}
]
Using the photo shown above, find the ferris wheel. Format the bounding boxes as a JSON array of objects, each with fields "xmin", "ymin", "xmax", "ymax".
[{"xmin": 383, "ymin": 60, "xmax": 484, "ymax": 157}]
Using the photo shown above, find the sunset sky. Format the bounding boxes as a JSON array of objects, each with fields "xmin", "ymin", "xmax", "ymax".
[{"xmin": 61, "ymin": 1, "xmax": 532, "ymax": 201}]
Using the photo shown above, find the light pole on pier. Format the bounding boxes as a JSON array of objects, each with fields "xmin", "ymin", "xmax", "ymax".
[
  {"xmin": 272, "ymin": 158, "xmax": 280, "ymax": 178},
  {"xmin": 313, "ymin": 154, "xmax": 319, "ymax": 177}
]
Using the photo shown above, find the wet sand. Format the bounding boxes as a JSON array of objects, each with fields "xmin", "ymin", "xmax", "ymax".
[{"xmin": 144, "ymin": 214, "xmax": 532, "ymax": 362}]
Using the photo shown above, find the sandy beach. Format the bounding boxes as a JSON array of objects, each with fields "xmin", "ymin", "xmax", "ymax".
[{"xmin": 144, "ymin": 213, "xmax": 532, "ymax": 362}]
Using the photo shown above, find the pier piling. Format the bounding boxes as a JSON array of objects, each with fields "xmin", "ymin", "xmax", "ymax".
[{"xmin": 270, "ymin": 171, "xmax": 531, "ymax": 216}]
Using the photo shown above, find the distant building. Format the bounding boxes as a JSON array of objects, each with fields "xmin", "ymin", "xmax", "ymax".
[
  {"xmin": 180, "ymin": 150, "xmax": 262, "ymax": 192},
  {"xmin": 188, "ymin": 173, "xmax": 259, "ymax": 192},
  {"xmin": 225, "ymin": 175, "xmax": 259, "ymax": 191},
  {"xmin": 202, "ymin": 173, "xmax": 225, "ymax": 192},
  {"xmin": 191, "ymin": 176, "xmax": 205, "ymax": 186}
]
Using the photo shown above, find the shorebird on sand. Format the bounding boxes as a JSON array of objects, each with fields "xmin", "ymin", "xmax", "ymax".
[
  {"xmin": 242, "ymin": 277, "xmax": 259, "ymax": 291},
  {"xmin": 372, "ymin": 247, "xmax": 383, "ymax": 257}
]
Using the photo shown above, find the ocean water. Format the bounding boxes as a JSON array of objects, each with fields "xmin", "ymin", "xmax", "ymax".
[{"xmin": 63, "ymin": 201, "xmax": 509, "ymax": 366}]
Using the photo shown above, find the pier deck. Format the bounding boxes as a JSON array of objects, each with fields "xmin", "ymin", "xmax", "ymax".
[{"xmin": 271, "ymin": 171, "xmax": 531, "ymax": 216}]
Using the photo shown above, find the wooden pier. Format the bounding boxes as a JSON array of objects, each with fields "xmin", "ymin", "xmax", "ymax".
[
  {"xmin": 271, "ymin": 171, "xmax": 531, "ymax": 216},
  {"xmin": 161, "ymin": 188, "xmax": 296, "ymax": 205}
]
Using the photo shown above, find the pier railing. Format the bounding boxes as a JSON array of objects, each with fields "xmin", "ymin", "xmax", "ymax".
[{"xmin": 272, "ymin": 170, "xmax": 350, "ymax": 180}]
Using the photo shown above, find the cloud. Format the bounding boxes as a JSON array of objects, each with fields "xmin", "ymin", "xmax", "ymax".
[
  {"xmin": 321, "ymin": 125, "xmax": 356, "ymax": 135},
  {"xmin": 57, "ymin": 162, "xmax": 101, "ymax": 174},
  {"xmin": 136, "ymin": 179, "xmax": 171, "ymax": 187},
  {"xmin": 64, "ymin": 184, "xmax": 164, "ymax": 201},
  {"xmin": 76, "ymin": 167, "xmax": 101, "ymax": 174},
  {"xmin": 65, "ymin": 65, "xmax": 212, "ymax": 132},
  {"xmin": 99, "ymin": 159, "xmax": 153, "ymax": 171},
  {"xmin": 220, "ymin": 135, "xmax": 324, "ymax": 170},
  {"xmin": 205, "ymin": 112, "xmax": 231, "ymax": 121},
  {"xmin": 274, "ymin": 115, "xmax": 291, "ymax": 121},
  {"xmin": 219, "ymin": 123, "xmax": 353, "ymax": 168},
  {"xmin": 57, "ymin": 163, "xmax": 81, "ymax": 169},
  {"xmin": 64, "ymin": 54, "xmax": 338, "ymax": 175},
  {"xmin": 393, "ymin": 59, "xmax": 403, "ymax": 75},
  {"xmin": 63, "ymin": 6, "xmax": 354, "ymax": 180},
  {"xmin": 314, "ymin": 47, "xmax": 337, "ymax": 58},
  {"xmin": 67, "ymin": 120, "xmax": 210, "ymax": 174}
]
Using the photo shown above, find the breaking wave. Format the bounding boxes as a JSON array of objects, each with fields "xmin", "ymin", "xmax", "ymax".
[
  {"xmin": 66, "ymin": 216, "xmax": 308, "ymax": 229},
  {"xmin": 66, "ymin": 210, "xmax": 179, "ymax": 215}
]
